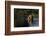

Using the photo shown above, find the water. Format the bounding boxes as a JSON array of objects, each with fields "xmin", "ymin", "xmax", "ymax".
[{"xmin": 29, "ymin": 18, "xmax": 39, "ymax": 27}]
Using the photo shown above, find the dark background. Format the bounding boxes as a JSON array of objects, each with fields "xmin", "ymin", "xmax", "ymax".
[{"xmin": 14, "ymin": 8, "xmax": 39, "ymax": 27}]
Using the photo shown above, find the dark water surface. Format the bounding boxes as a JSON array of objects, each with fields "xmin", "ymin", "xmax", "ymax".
[{"xmin": 30, "ymin": 18, "xmax": 39, "ymax": 27}]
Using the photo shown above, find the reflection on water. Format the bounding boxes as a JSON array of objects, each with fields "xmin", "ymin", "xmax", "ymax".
[
  {"xmin": 14, "ymin": 16, "xmax": 39, "ymax": 27},
  {"xmin": 29, "ymin": 18, "xmax": 39, "ymax": 27}
]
